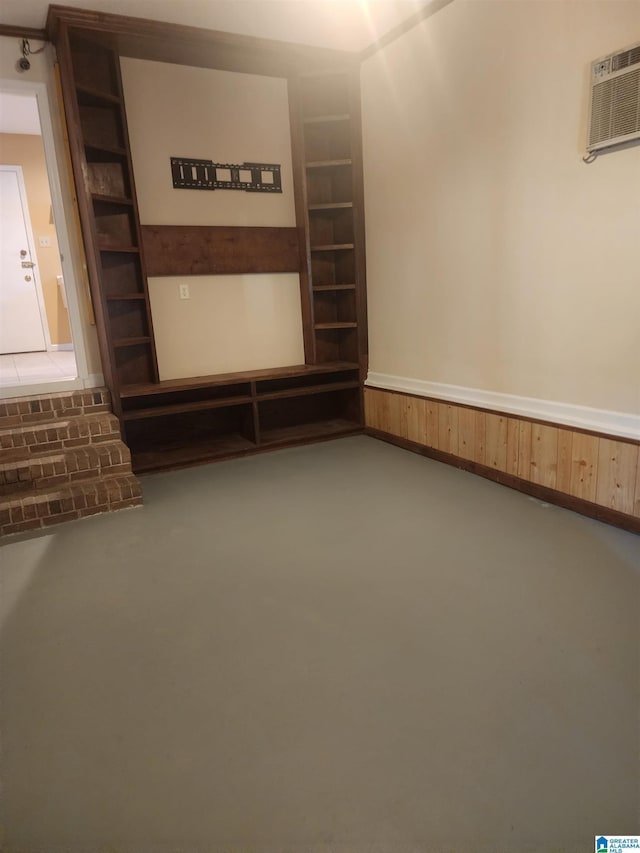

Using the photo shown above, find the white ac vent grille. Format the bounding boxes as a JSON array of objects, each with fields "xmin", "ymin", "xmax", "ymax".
[{"xmin": 587, "ymin": 42, "xmax": 640, "ymax": 152}]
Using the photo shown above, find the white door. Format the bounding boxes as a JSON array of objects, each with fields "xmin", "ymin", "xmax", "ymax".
[{"xmin": 0, "ymin": 166, "xmax": 47, "ymax": 354}]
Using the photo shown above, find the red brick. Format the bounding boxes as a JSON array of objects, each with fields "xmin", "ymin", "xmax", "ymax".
[
  {"xmin": 33, "ymin": 441, "xmax": 62, "ymax": 452},
  {"xmin": 48, "ymin": 499, "xmax": 62, "ymax": 516},
  {"xmin": 36, "ymin": 474, "xmax": 69, "ymax": 489},
  {"xmin": 10, "ymin": 505, "xmax": 24, "ymax": 523},
  {"xmin": 36, "ymin": 502, "xmax": 51, "ymax": 518},
  {"xmin": 78, "ymin": 504, "xmax": 108, "ymax": 518},
  {"xmin": 110, "ymin": 497, "xmax": 143, "ymax": 511},
  {"xmin": 64, "ymin": 438, "xmax": 88, "ymax": 448},
  {"xmin": 73, "ymin": 492, "xmax": 87, "ymax": 510},
  {"xmin": 1, "ymin": 518, "xmax": 42, "ymax": 535},
  {"xmin": 22, "ymin": 502, "xmax": 38, "ymax": 521},
  {"xmin": 60, "ymin": 496, "xmax": 75, "ymax": 513},
  {"xmin": 42, "ymin": 511, "xmax": 78, "ymax": 527}
]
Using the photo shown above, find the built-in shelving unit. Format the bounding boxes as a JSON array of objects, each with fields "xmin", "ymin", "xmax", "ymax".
[{"xmin": 50, "ymin": 8, "xmax": 368, "ymax": 473}]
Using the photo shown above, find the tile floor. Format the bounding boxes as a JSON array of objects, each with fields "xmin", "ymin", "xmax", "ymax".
[{"xmin": 0, "ymin": 350, "xmax": 77, "ymax": 389}]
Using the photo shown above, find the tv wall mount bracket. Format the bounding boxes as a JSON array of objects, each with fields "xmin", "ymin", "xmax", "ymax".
[{"xmin": 171, "ymin": 157, "xmax": 282, "ymax": 193}]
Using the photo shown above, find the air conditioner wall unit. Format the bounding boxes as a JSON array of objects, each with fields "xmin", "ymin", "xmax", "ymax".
[{"xmin": 587, "ymin": 41, "xmax": 640, "ymax": 152}]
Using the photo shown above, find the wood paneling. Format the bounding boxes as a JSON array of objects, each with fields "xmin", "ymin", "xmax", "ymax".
[
  {"xmin": 458, "ymin": 407, "xmax": 476, "ymax": 461},
  {"xmin": 596, "ymin": 439, "xmax": 639, "ymax": 515},
  {"xmin": 364, "ymin": 388, "xmax": 640, "ymax": 529},
  {"xmin": 438, "ymin": 404, "xmax": 458, "ymax": 455},
  {"xmin": 485, "ymin": 413, "xmax": 508, "ymax": 472},
  {"xmin": 406, "ymin": 396, "xmax": 426, "ymax": 445},
  {"xmin": 569, "ymin": 432, "xmax": 599, "ymax": 503},
  {"xmin": 474, "ymin": 411, "xmax": 487, "ymax": 466},
  {"xmin": 506, "ymin": 418, "xmax": 519, "ymax": 476},
  {"xmin": 141, "ymin": 225, "xmax": 299, "ymax": 277},
  {"xmin": 517, "ymin": 420, "xmax": 532, "ymax": 481},
  {"xmin": 556, "ymin": 429, "xmax": 573, "ymax": 495},
  {"xmin": 530, "ymin": 424, "xmax": 558, "ymax": 489},
  {"xmin": 426, "ymin": 401, "xmax": 439, "ymax": 448}
]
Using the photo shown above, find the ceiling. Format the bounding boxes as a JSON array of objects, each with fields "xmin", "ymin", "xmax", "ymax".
[{"xmin": 0, "ymin": 0, "xmax": 433, "ymax": 53}]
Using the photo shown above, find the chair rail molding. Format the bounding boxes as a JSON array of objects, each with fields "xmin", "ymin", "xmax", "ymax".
[{"xmin": 365, "ymin": 372, "xmax": 640, "ymax": 442}]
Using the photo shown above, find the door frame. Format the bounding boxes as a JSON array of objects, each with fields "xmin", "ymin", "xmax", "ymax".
[
  {"xmin": 0, "ymin": 163, "xmax": 51, "ymax": 352},
  {"xmin": 0, "ymin": 75, "xmax": 94, "ymax": 398}
]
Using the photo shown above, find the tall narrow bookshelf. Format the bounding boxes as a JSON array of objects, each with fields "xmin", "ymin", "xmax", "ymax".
[
  {"xmin": 295, "ymin": 69, "xmax": 368, "ymax": 372},
  {"xmin": 58, "ymin": 28, "xmax": 159, "ymax": 410}
]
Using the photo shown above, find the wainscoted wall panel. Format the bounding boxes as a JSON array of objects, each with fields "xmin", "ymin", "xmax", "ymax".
[{"xmin": 365, "ymin": 388, "xmax": 640, "ymax": 532}]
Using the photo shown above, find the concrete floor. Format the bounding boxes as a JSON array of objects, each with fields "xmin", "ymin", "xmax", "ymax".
[{"xmin": 1, "ymin": 436, "xmax": 639, "ymax": 853}]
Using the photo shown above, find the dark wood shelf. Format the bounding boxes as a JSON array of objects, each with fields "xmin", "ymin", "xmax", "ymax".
[
  {"xmin": 306, "ymin": 158, "xmax": 352, "ymax": 169},
  {"xmin": 308, "ymin": 202, "xmax": 353, "ymax": 211},
  {"xmin": 113, "ymin": 336, "xmax": 152, "ymax": 348},
  {"xmin": 131, "ymin": 434, "xmax": 257, "ymax": 474},
  {"xmin": 123, "ymin": 395, "xmax": 254, "ymax": 421},
  {"xmin": 92, "ymin": 193, "xmax": 134, "ymax": 206},
  {"xmin": 303, "ymin": 113, "xmax": 350, "ymax": 124},
  {"xmin": 314, "ymin": 322, "xmax": 358, "ymax": 330},
  {"xmin": 76, "ymin": 83, "xmax": 121, "ymax": 106},
  {"xmin": 313, "ymin": 284, "xmax": 356, "ymax": 292},
  {"xmin": 84, "ymin": 142, "xmax": 128, "ymax": 158},
  {"xmin": 257, "ymin": 380, "xmax": 359, "ymax": 402},
  {"xmin": 119, "ymin": 362, "xmax": 359, "ymax": 399},
  {"xmin": 98, "ymin": 245, "xmax": 140, "ymax": 254},
  {"xmin": 260, "ymin": 419, "xmax": 361, "ymax": 446},
  {"xmin": 106, "ymin": 294, "xmax": 146, "ymax": 301},
  {"xmin": 311, "ymin": 243, "xmax": 354, "ymax": 252}
]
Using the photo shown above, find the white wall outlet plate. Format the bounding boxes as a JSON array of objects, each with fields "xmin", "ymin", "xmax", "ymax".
[
  {"xmin": 179, "ymin": 283, "xmax": 190, "ymax": 300},
  {"xmin": 38, "ymin": 236, "xmax": 52, "ymax": 247}
]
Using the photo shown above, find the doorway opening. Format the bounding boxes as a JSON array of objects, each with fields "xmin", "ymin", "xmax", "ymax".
[{"xmin": 0, "ymin": 78, "xmax": 91, "ymax": 398}]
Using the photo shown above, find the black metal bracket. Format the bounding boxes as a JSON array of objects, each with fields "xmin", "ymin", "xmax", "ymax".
[{"xmin": 171, "ymin": 157, "xmax": 282, "ymax": 193}]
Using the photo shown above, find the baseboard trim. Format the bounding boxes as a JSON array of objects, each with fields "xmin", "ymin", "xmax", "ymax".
[
  {"xmin": 366, "ymin": 427, "xmax": 640, "ymax": 535},
  {"xmin": 366, "ymin": 372, "xmax": 640, "ymax": 442},
  {"xmin": 48, "ymin": 343, "xmax": 74, "ymax": 351}
]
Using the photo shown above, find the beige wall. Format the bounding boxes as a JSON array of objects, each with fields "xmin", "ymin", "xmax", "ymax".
[
  {"xmin": 0, "ymin": 133, "xmax": 71, "ymax": 346},
  {"xmin": 361, "ymin": 0, "xmax": 640, "ymax": 416},
  {"xmin": 148, "ymin": 274, "xmax": 303, "ymax": 379},
  {"xmin": 121, "ymin": 58, "xmax": 304, "ymax": 379}
]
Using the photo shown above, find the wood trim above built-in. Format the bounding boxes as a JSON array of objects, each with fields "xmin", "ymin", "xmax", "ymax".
[
  {"xmin": 0, "ymin": 24, "xmax": 48, "ymax": 40},
  {"xmin": 365, "ymin": 387, "xmax": 640, "ymax": 534},
  {"xmin": 46, "ymin": 5, "xmax": 360, "ymax": 77},
  {"xmin": 141, "ymin": 225, "xmax": 300, "ymax": 277},
  {"xmin": 366, "ymin": 372, "xmax": 640, "ymax": 442}
]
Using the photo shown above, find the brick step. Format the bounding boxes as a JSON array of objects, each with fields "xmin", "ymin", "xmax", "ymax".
[
  {"xmin": 0, "ymin": 388, "xmax": 111, "ymax": 428},
  {"xmin": 0, "ymin": 473, "xmax": 143, "ymax": 537},
  {"xmin": 0, "ymin": 440, "xmax": 132, "ymax": 497},
  {"xmin": 0, "ymin": 411, "xmax": 120, "ymax": 456}
]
